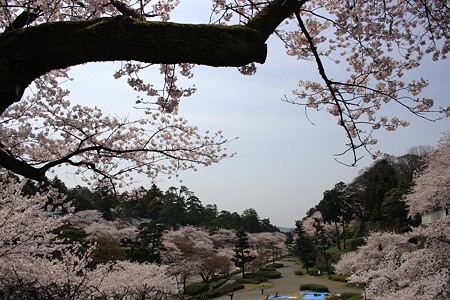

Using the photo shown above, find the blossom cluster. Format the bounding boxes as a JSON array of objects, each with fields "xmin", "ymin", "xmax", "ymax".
[{"xmin": 1, "ymin": 69, "xmax": 233, "ymax": 188}]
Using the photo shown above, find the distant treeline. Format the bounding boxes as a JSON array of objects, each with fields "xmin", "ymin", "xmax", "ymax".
[{"xmin": 23, "ymin": 179, "xmax": 280, "ymax": 233}]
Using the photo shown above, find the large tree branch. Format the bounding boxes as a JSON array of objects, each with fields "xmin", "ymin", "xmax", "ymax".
[
  {"xmin": 0, "ymin": 149, "xmax": 46, "ymax": 182},
  {"xmin": 0, "ymin": 0, "xmax": 301, "ymax": 114},
  {"xmin": 0, "ymin": 17, "xmax": 266, "ymax": 113}
]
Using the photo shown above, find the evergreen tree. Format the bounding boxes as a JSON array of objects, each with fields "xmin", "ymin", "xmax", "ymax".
[
  {"xmin": 128, "ymin": 221, "xmax": 166, "ymax": 263},
  {"xmin": 231, "ymin": 229, "xmax": 255, "ymax": 278},
  {"xmin": 293, "ymin": 220, "xmax": 316, "ymax": 273}
]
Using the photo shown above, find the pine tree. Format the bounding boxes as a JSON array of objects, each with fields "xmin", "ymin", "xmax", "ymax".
[{"xmin": 231, "ymin": 229, "xmax": 255, "ymax": 278}]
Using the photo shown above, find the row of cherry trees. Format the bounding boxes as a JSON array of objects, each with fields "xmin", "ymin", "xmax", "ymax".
[
  {"xmin": 0, "ymin": 176, "xmax": 287, "ymax": 298},
  {"xmin": 0, "ymin": 175, "xmax": 178, "ymax": 299}
]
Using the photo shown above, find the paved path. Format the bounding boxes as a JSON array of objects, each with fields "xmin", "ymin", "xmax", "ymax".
[{"xmin": 214, "ymin": 260, "xmax": 362, "ymax": 300}]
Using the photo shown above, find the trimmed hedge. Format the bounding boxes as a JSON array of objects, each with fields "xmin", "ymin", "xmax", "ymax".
[
  {"xmin": 294, "ymin": 269, "xmax": 303, "ymax": 276},
  {"xmin": 299, "ymin": 283, "xmax": 329, "ymax": 293},
  {"xmin": 236, "ymin": 278, "xmax": 262, "ymax": 284},
  {"xmin": 255, "ymin": 270, "xmax": 281, "ymax": 279},
  {"xmin": 185, "ymin": 282, "xmax": 209, "ymax": 296},
  {"xmin": 203, "ymin": 282, "xmax": 244, "ymax": 298},
  {"xmin": 243, "ymin": 273, "xmax": 268, "ymax": 282},
  {"xmin": 266, "ymin": 262, "xmax": 284, "ymax": 269}
]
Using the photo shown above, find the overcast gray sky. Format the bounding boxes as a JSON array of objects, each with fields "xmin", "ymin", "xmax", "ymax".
[{"xmin": 61, "ymin": 0, "xmax": 449, "ymax": 228}]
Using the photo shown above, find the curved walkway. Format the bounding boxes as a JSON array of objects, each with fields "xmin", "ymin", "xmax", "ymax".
[{"xmin": 214, "ymin": 260, "xmax": 362, "ymax": 300}]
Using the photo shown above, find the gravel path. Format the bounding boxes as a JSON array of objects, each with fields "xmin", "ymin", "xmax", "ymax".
[{"xmin": 214, "ymin": 260, "xmax": 363, "ymax": 300}]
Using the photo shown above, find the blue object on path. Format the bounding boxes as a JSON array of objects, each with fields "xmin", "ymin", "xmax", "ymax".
[{"xmin": 299, "ymin": 291, "xmax": 328, "ymax": 300}]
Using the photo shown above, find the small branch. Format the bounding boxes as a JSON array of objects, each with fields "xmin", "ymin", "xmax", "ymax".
[{"xmin": 295, "ymin": 11, "xmax": 360, "ymax": 165}]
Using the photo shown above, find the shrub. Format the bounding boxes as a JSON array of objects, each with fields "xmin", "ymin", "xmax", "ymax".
[
  {"xmin": 295, "ymin": 269, "xmax": 303, "ymax": 276},
  {"xmin": 203, "ymin": 282, "xmax": 244, "ymax": 298},
  {"xmin": 236, "ymin": 278, "xmax": 261, "ymax": 284},
  {"xmin": 255, "ymin": 270, "xmax": 281, "ymax": 279},
  {"xmin": 244, "ymin": 273, "xmax": 269, "ymax": 282},
  {"xmin": 266, "ymin": 263, "xmax": 284, "ymax": 269},
  {"xmin": 299, "ymin": 283, "xmax": 329, "ymax": 293},
  {"xmin": 185, "ymin": 282, "xmax": 209, "ymax": 296}
]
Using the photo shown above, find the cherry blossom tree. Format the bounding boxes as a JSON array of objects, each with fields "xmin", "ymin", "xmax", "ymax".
[
  {"xmin": 1, "ymin": 0, "xmax": 449, "ymax": 186},
  {"xmin": 162, "ymin": 226, "xmax": 215, "ymax": 290},
  {"xmin": 0, "ymin": 173, "xmax": 74, "ymax": 294},
  {"xmin": 404, "ymin": 132, "xmax": 450, "ymax": 216},
  {"xmin": 302, "ymin": 211, "xmax": 338, "ymax": 238},
  {"xmin": 334, "ymin": 218, "xmax": 449, "ymax": 300},
  {"xmin": 248, "ymin": 232, "xmax": 287, "ymax": 263},
  {"xmin": 210, "ymin": 228, "xmax": 238, "ymax": 274},
  {"xmin": 88, "ymin": 261, "xmax": 178, "ymax": 299},
  {"xmin": 334, "ymin": 132, "xmax": 450, "ymax": 300}
]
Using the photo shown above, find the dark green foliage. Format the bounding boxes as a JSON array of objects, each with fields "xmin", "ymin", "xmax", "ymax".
[
  {"xmin": 185, "ymin": 282, "xmax": 209, "ymax": 296},
  {"xmin": 57, "ymin": 226, "xmax": 87, "ymax": 244},
  {"xmin": 294, "ymin": 269, "xmax": 303, "ymax": 275},
  {"xmin": 317, "ymin": 182, "xmax": 353, "ymax": 250},
  {"xmin": 241, "ymin": 208, "xmax": 261, "ymax": 233},
  {"xmin": 67, "ymin": 185, "xmax": 95, "ymax": 212},
  {"xmin": 293, "ymin": 220, "xmax": 316, "ymax": 272},
  {"xmin": 126, "ymin": 221, "xmax": 166, "ymax": 263},
  {"xmin": 265, "ymin": 262, "xmax": 284, "ymax": 269},
  {"xmin": 284, "ymin": 232, "xmax": 295, "ymax": 255},
  {"xmin": 257, "ymin": 270, "xmax": 281, "ymax": 279},
  {"xmin": 299, "ymin": 283, "xmax": 329, "ymax": 293},
  {"xmin": 231, "ymin": 229, "xmax": 255, "ymax": 278},
  {"xmin": 236, "ymin": 278, "xmax": 262, "ymax": 284},
  {"xmin": 203, "ymin": 282, "xmax": 244, "ymax": 298},
  {"xmin": 93, "ymin": 184, "xmax": 119, "ymax": 221},
  {"xmin": 350, "ymin": 237, "xmax": 366, "ymax": 249},
  {"xmin": 65, "ymin": 184, "xmax": 278, "ymax": 232}
]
